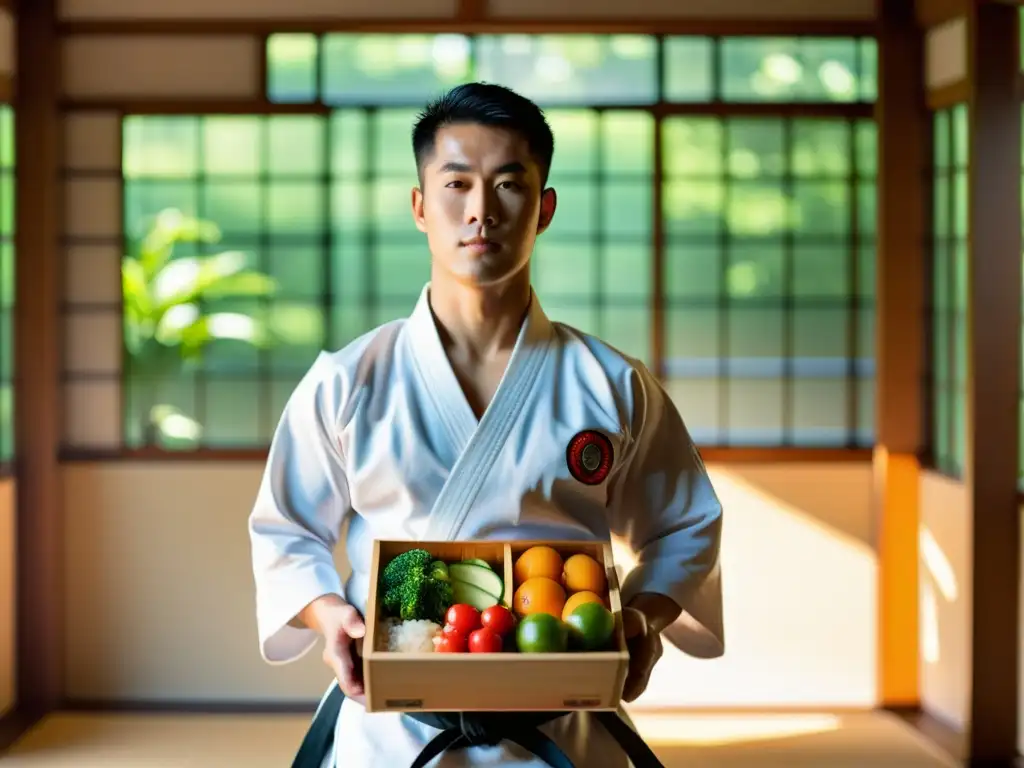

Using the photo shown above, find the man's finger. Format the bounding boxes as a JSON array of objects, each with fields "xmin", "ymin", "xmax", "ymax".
[
  {"xmin": 325, "ymin": 640, "xmax": 364, "ymax": 697},
  {"xmin": 336, "ymin": 664, "xmax": 364, "ymax": 697},
  {"xmin": 622, "ymin": 658, "xmax": 644, "ymax": 702},
  {"xmin": 622, "ymin": 608, "xmax": 648, "ymax": 640},
  {"xmin": 622, "ymin": 630, "xmax": 661, "ymax": 702},
  {"xmin": 339, "ymin": 604, "xmax": 366, "ymax": 639},
  {"xmin": 623, "ymin": 663, "xmax": 653, "ymax": 703},
  {"xmin": 332, "ymin": 654, "xmax": 364, "ymax": 697},
  {"xmin": 622, "ymin": 668, "xmax": 639, "ymax": 702}
]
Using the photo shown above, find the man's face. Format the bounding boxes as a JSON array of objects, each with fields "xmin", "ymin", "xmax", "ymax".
[{"xmin": 411, "ymin": 122, "xmax": 556, "ymax": 288}]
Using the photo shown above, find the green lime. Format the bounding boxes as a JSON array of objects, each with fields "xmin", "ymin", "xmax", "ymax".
[
  {"xmin": 516, "ymin": 613, "xmax": 569, "ymax": 653},
  {"xmin": 565, "ymin": 602, "xmax": 614, "ymax": 651}
]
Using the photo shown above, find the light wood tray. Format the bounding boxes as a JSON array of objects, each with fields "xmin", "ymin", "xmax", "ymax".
[{"xmin": 362, "ymin": 539, "xmax": 629, "ymax": 713}]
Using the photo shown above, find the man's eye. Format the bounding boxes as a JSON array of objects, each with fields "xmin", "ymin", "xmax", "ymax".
[
  {"xmin": 446, "ymin": 180, "xmax": 465, "ymax": 189},
  {"xmin": 498, "ymin": 181, "xmax": 520, "ymax": 190}
]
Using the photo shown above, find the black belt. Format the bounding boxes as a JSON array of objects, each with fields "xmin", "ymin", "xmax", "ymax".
[{"xmin": 290, "ymin": 685, "xmax": 665, "ymax": 768}]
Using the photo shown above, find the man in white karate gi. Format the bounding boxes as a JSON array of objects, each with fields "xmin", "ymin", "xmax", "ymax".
[{"xmin": 249, "ymin": 82, "xmax": 725, "ymax": 768}]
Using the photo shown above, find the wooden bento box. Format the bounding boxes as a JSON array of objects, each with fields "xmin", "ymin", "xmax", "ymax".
[{"xmin": 362, "ymin": 539, "xmax": 630, "ymax": 713}]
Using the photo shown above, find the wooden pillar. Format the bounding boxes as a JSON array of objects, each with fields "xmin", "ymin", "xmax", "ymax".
[
  {"xmin": 14, "ymin": 0, "xmax": 63, "ymax": 713},
  {"xmin": 964, "ymin": 1, "xmax": 1021, "ymax": 762},
  {"xmin": 874, "ymin": 0, "xmax": 927, "ymax": 709}
]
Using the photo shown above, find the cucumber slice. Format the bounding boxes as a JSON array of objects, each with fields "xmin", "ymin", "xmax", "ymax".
[
  {"xmin": 451, "ymin": 579, "xmax": 501, "ymax": 612},
  {"xmin": 460, "ymin": 558, "xmax": 492, "ymax": 570},
  {"xmin": 449, "ymin": 562, "xmax": 504, "ymax": 599}
]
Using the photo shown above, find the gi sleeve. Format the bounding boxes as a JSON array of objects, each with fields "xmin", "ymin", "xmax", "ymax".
[
  {"xmin": 249, "ymin": 352, "xmax": 352, "ymax": 664},
  {"xmin": 607, "ymin": 363, "xmax": 725, "ymax": 659}
]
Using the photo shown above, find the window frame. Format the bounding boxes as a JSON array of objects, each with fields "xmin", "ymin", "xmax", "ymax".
[
  {"xmin": 0, "ymin": 96, "xmax": 13, "ymax": 476},
  {"xmin": 921, "ymin": 101, "xmax": 970, "ymax": 480},
  {"xmin": 82, "ymin": 30, "xmax": 880, "ymax": 461}
]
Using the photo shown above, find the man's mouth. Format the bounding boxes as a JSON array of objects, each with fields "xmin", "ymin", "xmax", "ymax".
[{"xmin": 461, "ymin": 237, "xmax": 499, "ymax": 253}]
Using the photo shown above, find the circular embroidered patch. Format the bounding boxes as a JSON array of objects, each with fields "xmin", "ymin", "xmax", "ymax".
[{"xmin": 566, "ymin": 430, "xmax": 613, "ymax": 485}]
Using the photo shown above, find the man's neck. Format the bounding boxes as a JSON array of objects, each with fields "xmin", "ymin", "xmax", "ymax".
[{"xmin": 427, "ymin": 272, "xmax": 532, "ymax": 364}]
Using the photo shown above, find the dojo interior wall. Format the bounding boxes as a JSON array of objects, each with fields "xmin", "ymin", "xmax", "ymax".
[
  {"xmin": 0, "ymin": 477, "xmax": 13, "ymax": 718},
  {"xmin": 61, "ymin": 464, "xmax": 878, "ymax": 707},
  {"xmin": 918, "ymin": 14, "xmax": 992, "ymax": 739},
  {"xmin": 52, "ymin": 0, "xmax": 908, "ymax": 711}
]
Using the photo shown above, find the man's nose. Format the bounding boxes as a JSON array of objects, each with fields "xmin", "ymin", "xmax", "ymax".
[{"xmin": 466, "ymin": 186, "xmax": 499, "ymax": 227}]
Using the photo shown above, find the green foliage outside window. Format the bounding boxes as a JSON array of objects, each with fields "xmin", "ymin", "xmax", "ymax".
[{"xmin": 121, "ymin": 34, "xmax": 877, "ymax": 450}]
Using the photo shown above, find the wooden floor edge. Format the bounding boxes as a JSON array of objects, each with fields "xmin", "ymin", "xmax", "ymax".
[
  {"xmin": 62, "ymin": 698, "xmax": 321, "ymax": 714},
  {"xmin": 7, "ymin": 701, "xmax": 983, "ymax": 763},
  {"xmin": 884, "ymin": 705, "xmax": 967, "ymax": 763},
  {"xmin": 0, "ymin": 707, "xmax": 44, "ymax": 754},
  {"xmin": 63, "ymin": 699, "xmax": 889, "ymax": 716}
]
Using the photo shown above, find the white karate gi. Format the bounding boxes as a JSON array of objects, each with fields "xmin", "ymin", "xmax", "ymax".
[{"xmin": 249, "ymin": 284, "xmax": 725, "ymax": 767}]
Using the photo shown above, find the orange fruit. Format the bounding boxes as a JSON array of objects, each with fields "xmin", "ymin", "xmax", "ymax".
[
  {"xmin": 562, "ymin": 553, "xmax": 607, "ymax": 595},
  {"xmin": 561, "ymin": 590, "xmax": 605, "ymax": 622},
  {"xmin": 514, "ymin": 546, "xmax": 563, "ymax": 586},
  {"xmin": 513, "ymin": 577, "xmax": 566, "ymax": 619}
]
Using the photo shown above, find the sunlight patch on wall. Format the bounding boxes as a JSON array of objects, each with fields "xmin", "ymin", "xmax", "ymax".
[{"xmin": 619, "ymin": 466, "xmax": 877, "ymax": 709}]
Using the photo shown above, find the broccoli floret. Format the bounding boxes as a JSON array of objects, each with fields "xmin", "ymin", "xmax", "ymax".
[
  {"xmin": 382, "ymin": 584, "xmax": 403, "ymax": 616},
  {"xmin": 382, "ymin": 571, "xmax": 454, "ymax": 624},
  {"xmin": 422, "ymin": 578, "xmax": 454, "ymax": 624},
  {"xmin": 379, "ymin": 549, "xmax": 454, "ymax": 623},
  {"xmin": 380, "ymin": 549, "xmax": 433, "ymax": 594}
]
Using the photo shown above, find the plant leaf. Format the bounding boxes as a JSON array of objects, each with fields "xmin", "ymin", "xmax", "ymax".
[
  {"xmin": 149, "ymin": 404, "xmax": 203, "ymax": 446},
  {"xmin": 151, "ymin": 251, "xmax": 244, "ymax": 306},
  {"xmin": 154, "ymin": 303, "xmax": 202, "ymax": 346},
  {"xmin": 139, "ymin": 209, "xmax": 222, "ymax": 278},
  {"xmin": 201, "ymin": 271, "xmax": 278, "ymax": 299},
  {"xmin": 122, "ymin": 257, "xmax": 155, "ymax": 353},
  {"xmin": 205, "ymin": 312, "xmax": 271, "ymax": 346},
  {"xmin": 123, "ymin": 208, "xmax": 283, "ymax": 379},
  {"xmin": 122, "ymin": 257, "xmax": 152, "ymax": 316},
  {"xmin": 157, "ymin": 310, "xmax": 273, "ymax": 362},
  {"xmin": 151, "ymin": 251, "xmax": 275, "ymax": 312}
]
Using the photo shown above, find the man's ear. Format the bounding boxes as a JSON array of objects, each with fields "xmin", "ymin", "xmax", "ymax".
[
  {"xmin": 411, "ymin": 186, "xmax": 427, "ymax": 234},
  {"xmin": 536, "ymin": 187, "xmax": 557, "ymax": 235}
]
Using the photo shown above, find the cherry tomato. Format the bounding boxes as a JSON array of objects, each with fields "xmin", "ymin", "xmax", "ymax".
[
  {"xmin": 468, "ymin": 628, "xmax": 503, "ymax": 654},
  {"xmin": 480, "ymin": 605, "xmax": 515, "ymax": 636},
  {"xmin": 435, "ymin": 629, "xmax": 467, "ymax": 653},
  {"xmin": 446, "ymin": 604, "xmax": 481, "ymax": 635}
]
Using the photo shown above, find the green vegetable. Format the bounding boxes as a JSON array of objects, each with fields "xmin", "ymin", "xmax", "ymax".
[
  {"xmin": 448, "ymin": 562, "xmax": 503, "ymax": 599},
  {"xmin": 429, "ymin": 560, "xmax": 449, "ymax": 581},
  {"xmin": 381, "ymin": 549, "xmax": 433, "ymax": 593},
  {"xmin": 379, "ymin": 549, "xmax": 454, "ymax": 623},
  {"xmin": 451, "ymin": 579, "xmax": 500, "ymax": 612}
]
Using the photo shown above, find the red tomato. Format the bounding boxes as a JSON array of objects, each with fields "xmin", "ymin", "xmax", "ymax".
[
  {"xmin": 446, "ymin": 604, "xmax": 481, "ymax": 635},
  {"xmin": 468, "ymin": 628, "xmax": 503, "ymax": 654},
  {"xmin": 480, "ymin": 605, "xmax": 515, "ymax": 636},
  {"xmin": 435, "ymin": 630, "xmax": 467, "ymax": 653}
]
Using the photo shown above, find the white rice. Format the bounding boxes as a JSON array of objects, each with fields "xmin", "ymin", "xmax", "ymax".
[{"xmin": 384, "ymin": 618, "xmax": 441, "ymax": 653}]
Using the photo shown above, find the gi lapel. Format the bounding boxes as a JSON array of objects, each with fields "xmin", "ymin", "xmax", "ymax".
[{"xmin": 405, "ymin": 284, "xmax": 553, "ymax": 542}]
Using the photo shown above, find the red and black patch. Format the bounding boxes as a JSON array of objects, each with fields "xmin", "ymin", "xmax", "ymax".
[{"xmin": 566, "ymin": 430, "xmax": 614, "ymax": 485}]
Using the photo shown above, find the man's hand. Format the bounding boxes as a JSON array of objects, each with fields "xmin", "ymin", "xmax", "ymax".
[
  {"xmin": 621, "ymin": 592, "xmax": 681, "ymax": 702},
  {"xmin": 298, "ymin": 594, "xmax": 367, "ymax": 702},
  {"xmin": 621, "ymin": 607, "xmax": 661, "ymax": 702}
]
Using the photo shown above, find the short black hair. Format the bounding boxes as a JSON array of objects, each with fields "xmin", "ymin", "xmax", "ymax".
[{"xmin": 412, "ymin": 82, "xmax": 555, "ymax": 187}]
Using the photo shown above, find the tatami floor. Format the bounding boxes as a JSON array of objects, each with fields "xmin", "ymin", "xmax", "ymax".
[{"xmin": 0, "ymin": 710, "xmax": 960, "ymax": 767}]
